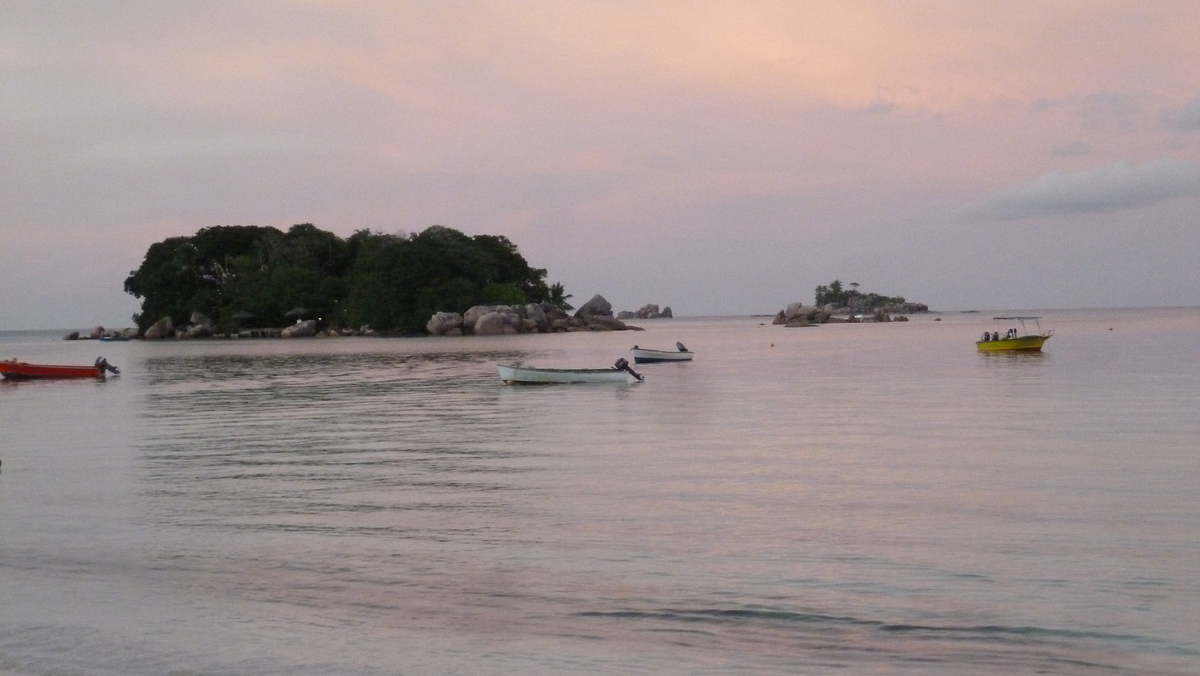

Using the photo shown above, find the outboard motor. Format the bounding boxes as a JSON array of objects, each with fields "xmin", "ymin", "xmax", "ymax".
[
  {"xmin": 95, "ymin": 357, "xmax": 120, "ymax": 376},
  {"xmin": 676, "ymin": 341, "xmax": 688, "ymax": 352},
  {"xmin": 613, "ymin": 357, "xmax": 644, "ymax": 381}
]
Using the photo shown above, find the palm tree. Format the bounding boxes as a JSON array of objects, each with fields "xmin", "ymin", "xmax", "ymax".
[{"xmin": 548, "ymin": 282, "xmax": 574, "ymax": 310}]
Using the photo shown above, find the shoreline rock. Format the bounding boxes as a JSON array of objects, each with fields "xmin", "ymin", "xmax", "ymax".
[
  {"xmin": 617, "ymin": 303, "xmax": 673, "ymax": 320},
  {"xmin": 428, "ymin": 294, "xmax": 644, "ymax": 336},
  {"xmin": 143, "ymin": 317, "xmax": 175, "ymax": 340},
  {"xmin": 104, "ymin": 312, "xmax": 381, "ymax": 340},
  {"xmin": 426, "ymin": 312, "xmax": 464, "ymax": 336},
  {"xmin": 574, "ymin": 294, "xmax": 642, "ymax": 332},
  {"xmin": 281, "ymin": 319, "xmax": 317, "ymax": 338}
]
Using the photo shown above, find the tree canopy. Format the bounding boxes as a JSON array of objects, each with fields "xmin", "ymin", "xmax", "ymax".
[
  {"xmin": 124, "ymin": 224, "xmax": 556, "ymax": 334},
  {"xmin": 814, "ymin": 279, "xmax": 905, "ymax": 310}
]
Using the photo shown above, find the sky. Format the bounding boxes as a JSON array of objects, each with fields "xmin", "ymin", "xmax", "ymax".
[{"xmin": 2, "ymin": 1, "xmax": 1199, "ymax": 329}]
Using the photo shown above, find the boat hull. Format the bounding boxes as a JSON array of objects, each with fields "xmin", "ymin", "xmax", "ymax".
[
  {"xmin": 975, "ymin": 335, "xmax": 1050, "ymax": 352},
  {"xmin": 0, "ymin": 361, "xmax": 104, "ymax": 379},
  {"xmin": 630, "ymin": 348, "xmax": 693, "ymax": 364},
  {"xmin": 497, "ymin": 364, "xmax": 633, "ymax": 384}
]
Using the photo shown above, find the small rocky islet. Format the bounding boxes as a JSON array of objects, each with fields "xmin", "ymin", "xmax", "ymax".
[{"xmin": 769, "ymin": 300, "xmax": 929, "ymax": 327}]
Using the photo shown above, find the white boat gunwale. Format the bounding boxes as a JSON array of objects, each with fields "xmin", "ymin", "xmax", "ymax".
[
  {"xmin": 629, "ymin": 343, "xmax": 694, "ymax": 364},
  {"xmin": 497, "ymin": 363, "xmax": 641, "ymax": 385}
]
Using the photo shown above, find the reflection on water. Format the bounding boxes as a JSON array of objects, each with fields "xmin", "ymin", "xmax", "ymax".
[
  {"xmin": 2, "ymin": 312, "xmax": 1199, "ymax": 675},
  {"xmin": 138, "ymin": 351, "xmax": 536, "ymax": 537},
  {"xmin": 975, "ymin": 349, "xmax": 1047, "ymax": 362}
]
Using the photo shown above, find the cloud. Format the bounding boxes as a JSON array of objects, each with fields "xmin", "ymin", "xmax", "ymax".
[
  {"xmin": 1163, "ymin": 94, "xmax": 1200, "ymax": 131},
  {"xmin": 1050, "ymin": 141, "xmax": 1091, "ymax": 158},
  {"xmin": 857, "ymin": 101, "xmax": 895, "ymax": 115},
  {"xmin": 960, "ymin": 158, "xmax": 1200, "ymax": 222},
  {"xmin": 6, "ymin": 3, "xmax": 1200, "ymax": 326},
  {"xmin": 1081, "ymin": 92, "xmax": 1139, "ymax": 132}
]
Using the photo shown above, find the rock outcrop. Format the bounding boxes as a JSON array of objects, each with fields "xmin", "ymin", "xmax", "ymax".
[
  {"xmin": 618, "ymin": 303, "xmax": 673, "ymax": 319},
  {"xmin": 462, "ymin": 305, "xmax": 498, "ymax": 330},
  {"xmin": 143, "ymin": 317, "xmax": 174, "ymax": 340},
  {"xmin": 426, "ymin": 312, "xmax": 464, "ymax": 336},
  {"xmin": 575, "ymin": 294, "xmax": 639, "ymax": 331},
  {"xmin": 580, "ymin": 315, "xmax": 627, "ymax": 331},
  {"xmin": 459, "ymin": 305, "xmax": 520, "ymax": 335},
  {"xmin": 770, "ymin": 301, "xmax": 913, "ymax": 326},
  {"xmin": 574, "ymin": 294, "xmax": 613, "ymax": 319},
  {"xmin": 429, "ymin": 294, "xmax": 642, "ymax": 336},
  {"xmin": 190, "ymin": 312, "xmax": 214, "ymax": 330},
  {"xmin": 771, "ymin": 303, "xmax": 830, "ymax": 327},
  {"xmin": 133, "ymin": 315, "xmax": 383, "ymax": 340},
  {"xmin": 638, "ymin": 303, "xmax": 669, "ymax": 319},
  {"xmin": 281, "ymin": 319, "xmax": 317, "ymax": 338},
  {"xmin": 524, "ymin": 304, "xmax": 547, "ymax": 331},
  {"xmin": 473, "ymin": 312, "xmax": 508, "ymax": 335}
]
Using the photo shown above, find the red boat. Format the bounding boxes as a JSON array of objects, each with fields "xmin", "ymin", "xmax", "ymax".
[{"xmin": 0, "ymin": 357, "xmax": 120, "ymax": 380}]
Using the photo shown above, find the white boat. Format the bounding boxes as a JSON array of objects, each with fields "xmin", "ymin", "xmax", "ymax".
[
  {"xmin": 497, "ymin": 358, "xmax": 644, "ymax": 385},
  {"xmin": 629, "ymin": 342, "xmax": 693, "ymax": 364}
]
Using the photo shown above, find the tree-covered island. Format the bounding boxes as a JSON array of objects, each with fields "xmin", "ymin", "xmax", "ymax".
[
  {"xmin": 770, "ymin": 280, "xmax": 928, "ymax": 327},
  {"xmin": 124, "ymin": 223, "xmax": 570, "ymax": 336},
  {"xmin": 813, "ymin": 279, "xmax": 910, "ymax": 311}
]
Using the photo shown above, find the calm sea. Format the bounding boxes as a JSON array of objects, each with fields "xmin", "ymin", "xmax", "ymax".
[{"xmin": 1, "ymin": 309, "xmax": 1197, "ymax": 675}]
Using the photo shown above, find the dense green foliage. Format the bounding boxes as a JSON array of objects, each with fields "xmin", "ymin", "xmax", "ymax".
[
  {"xmin": 124, "ymin": 224, "xmax": 555, "ymax": 334},
  {"xmin": 547, "ymin": 282, "xmax": 573, "ymax": 311},
  {"xmin": 814, "ymin": 280, "xmax": 905, "ymax": 309}
]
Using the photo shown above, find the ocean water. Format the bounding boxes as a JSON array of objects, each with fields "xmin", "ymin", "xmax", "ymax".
[{"xmin": 1, "ymin": 309, "xmax": 1197, "ymax": 675}]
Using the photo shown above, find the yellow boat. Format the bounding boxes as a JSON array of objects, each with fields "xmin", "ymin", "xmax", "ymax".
[{"xmin": 976, "ymin": 316, "xmax": 1053, "ymax": 352}]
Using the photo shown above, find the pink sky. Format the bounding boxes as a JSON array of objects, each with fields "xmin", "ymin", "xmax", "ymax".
[{"xmin": 3, "ymin": 2, "xmax": 1199, "ymax": 328}]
